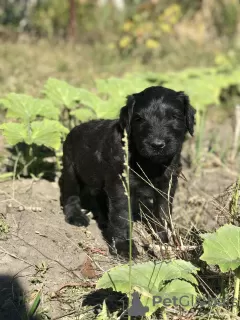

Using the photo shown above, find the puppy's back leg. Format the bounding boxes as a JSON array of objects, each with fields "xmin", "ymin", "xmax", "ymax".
[
  {"xmin": 105, "ymin": 181, "xmax": 138, "ymax": 257},
  {"xmin": 60, "ymin": 153, "xmax": 90, "ymax": 227}
]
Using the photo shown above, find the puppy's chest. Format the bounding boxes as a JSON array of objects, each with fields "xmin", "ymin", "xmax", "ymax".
[{"xmin": 129, "ymin": 171, "xmax": 167, "ymax": 197}]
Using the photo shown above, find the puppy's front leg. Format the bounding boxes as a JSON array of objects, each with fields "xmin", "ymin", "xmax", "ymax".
[
  {"xmin": 60, "ymin": 153, "xmax": 90, "ymax": 227},
  {"xmin": 106, "ymin": 182, "xmax": 138, "ymax": 257}
]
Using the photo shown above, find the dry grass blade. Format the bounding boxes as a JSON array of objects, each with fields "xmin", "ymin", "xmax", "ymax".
[{"xmin": 231, "ymin": 105, "xmax": 240, "ymax": 161}]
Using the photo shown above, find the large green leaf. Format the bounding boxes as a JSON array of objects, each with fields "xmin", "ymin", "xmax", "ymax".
[
  {"xmin": 95, "ymin": 76, "xmax": 149, "ymax": 119},
  {"xmin": 31, "ymin": 120, "xmax": 68, "ymax": 150},
  {"xmin": 0, "ymin": 120, "xmax": 68, "ymax": 150},
  {"xmin": 97, "ymin": 260, "xmax": 199, "ymax": 316},
  {"xmin": 77, "ymin": 88, "xmax": 106, "ymax": 113},
  {"xmin": 0, "ymin": 94, "xmax": 59, "ymax": 121},
  {"xmin": 70, "ymin": 107, "xmax": 97, "ymax": 122},
  {"xmin": 142, "ymin": 279, "xmax": 197, "ymax": 316},
  {"xmin": 96, "ymin": 77, "xmax": 130, "ymax": 97},
  {"xmin": 136, "ymin": 66, "xmax": 240, "ymax": 112},
  {"xmin": 96, "ymin": 77, "xmax": 149, "ymax": 99},
  {"xmin": 96, "ymin": 97, "xmax": 122, "ymax": 119},
  {"xmin": 44, "ymin": 78, "xmax": 82, "ymax": 109},
  {"xmin": 200, "ymin": 224, "xmax": 240, "ymax": 273},
  {"xmin": 0, "ymin": 123, "xmax": 30, "ymax": 145}
]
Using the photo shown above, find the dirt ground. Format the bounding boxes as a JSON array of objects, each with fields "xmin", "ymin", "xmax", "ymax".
[{"xmin": 0, "ymin": 117, "xmax": 239, "ymax": 319}]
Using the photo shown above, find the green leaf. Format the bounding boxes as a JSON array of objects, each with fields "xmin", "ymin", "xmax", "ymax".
[
  {"xmin": 142, "ymin": 279, "xmax": 197, "ymax": 316},
  {"xmin": 34, "ymin": 98, "xmax": 60, "ymax": 120},
  {"xmin": 96, "ymin": 77, "xmax": 128, "ymax": 97},
  {"xmin": 77, "ymin": 88, "xmax": 105, "ymax": 112},
  {"xmin": 0, "ymin": 123, "xmax": 29, "ymax": 145},
  {"xmin": 200, "ymin": 224, "xmax": 240, "ymax": 273},
  {"xmin": 27, "ymin": 289, "xmax": 41, "ymax": 318},
  {"xmin": 0, "ymin": 120, "xmax": 68, "ymax": 150},
  {"xmin": 96, "ymin": 300, "xmax": 111, "ymax": 320},
  {"xmin": 134, "ymin": 67, "xmax": 240, "ymax": 112},
  {"xmin": 96, "ymin": 77, "xmax": 149, "ymax": 99},
  {"xmin": 70, "ymin": 107, "xmax": 97, "ymax": 122},
  {"xmin": 0, "ymin": 94, "xmax": 59, "ymax": 121},
  {"xmin": 31, "ymin": 120, "xmax": 69, "ymax": 150},
  {"xmin": 97, "ymin": 260, "xmax": 198, "ymax": 316},
  {"xmin": 0, "ymin": 172, "xmax": 14, "ymax": 181},
  {"xmin": 44, "ymin": 78, "xmax": 82, "ymax": 109}
]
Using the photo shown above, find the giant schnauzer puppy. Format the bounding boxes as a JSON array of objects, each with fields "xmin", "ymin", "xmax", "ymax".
[{"xmin": 59, "ymin": 86, "xmax": 196, "ymax": 256}]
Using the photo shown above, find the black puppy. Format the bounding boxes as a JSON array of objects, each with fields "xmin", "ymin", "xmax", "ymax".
[{"xmin": 59, "ymin": 86, "xmax": 196, "ymax": 256}]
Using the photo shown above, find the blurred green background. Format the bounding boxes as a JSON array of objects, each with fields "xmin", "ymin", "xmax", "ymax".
[{"xmin": 0, "ymin": 0, "xmax": 240, "ymax": 95}]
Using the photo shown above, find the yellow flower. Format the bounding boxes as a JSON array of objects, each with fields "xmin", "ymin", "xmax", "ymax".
[
  {"xmin": 119, "ymin": 36, "xmax": 131, "ymax": 48},
  {"xmin": 159, "ymin": 4, "xmax": 181, "ymax": 25},
  {"xmin": 160, "ymin": 23, "xmax": 172, "ymax": 33},
  {"xmin": 146, "ymin": 39, "xmax": 160, "ymax": 49},
  {"xmin": 123, "ymin": 21, "xmax": 133, "ymax": 32}
]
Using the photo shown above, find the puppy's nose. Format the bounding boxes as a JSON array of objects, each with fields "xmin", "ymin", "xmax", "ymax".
[{"xmin": 151, "ymin": 139, "xmax": 166, "ymax": 149}]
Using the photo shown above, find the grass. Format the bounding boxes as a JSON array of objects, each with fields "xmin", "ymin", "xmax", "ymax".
[
  {"xmin": 121, "ymin": 130, "xmax": 133, "ymax": 320},
  {"xmin": 0, "ymin": 37, "xmax": 225, "ymax": 98},
  {"xmin": 0, "ymin": 218, "xmax": 9, "ymax": 236}
]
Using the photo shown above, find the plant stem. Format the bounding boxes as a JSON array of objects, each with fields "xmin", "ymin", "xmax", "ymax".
[
  {"xmin": 230, "ymin": 177, "xmax": 240, "ymax": 220},
  {"xmin": 195, "ymin": 110, "xmax": 206, "ymax": 169},
  {"xmin": 232, "ymin": 274, "xmax": 240, "ymax": 315},
  {"xmin": 12, "ymin": 151, "xmax": 21, "ymax": 199},
  {"xmin": 122, "ymin": 130, "xmax": 132, "ymax": 320},
  {"xmin": 126, "ymin": 143, "xmax": 132, "ymax": 320}
]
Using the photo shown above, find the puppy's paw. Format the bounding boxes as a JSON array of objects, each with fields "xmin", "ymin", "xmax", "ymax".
[
  {"xmin": 64, "ymin": 200, "xmax": 90, "ymax": 227},
  {"xmin": 110, "ymin": 238, "xmax": 138, "ymax": 259},
  {"xmin": 157, "ymin": 229, "xmax": 170, "ymax": 244}
]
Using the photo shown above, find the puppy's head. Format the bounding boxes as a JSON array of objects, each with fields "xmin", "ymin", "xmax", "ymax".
[{"xmin": 119, "ymin": 86, "xmax": 196, "ymax": 162}]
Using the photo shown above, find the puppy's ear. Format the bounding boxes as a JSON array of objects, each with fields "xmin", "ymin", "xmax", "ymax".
[
  {"xmin": 119, "ymin": 95, "xmax": 135, "ymax": 134},
  {"xmin": 178, "ymin": 91, "xmax": 196, "ymax": 136}
]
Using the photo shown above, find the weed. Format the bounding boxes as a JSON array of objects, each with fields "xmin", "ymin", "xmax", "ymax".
[{"xmin": 0, "ymin": 218, "xmax": 9, "ymax": 235}]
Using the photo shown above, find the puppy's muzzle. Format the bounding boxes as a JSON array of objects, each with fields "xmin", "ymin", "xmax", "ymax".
[{"xmin": 150, "ymin": 139, "xmax": 166, "ymax": 150}]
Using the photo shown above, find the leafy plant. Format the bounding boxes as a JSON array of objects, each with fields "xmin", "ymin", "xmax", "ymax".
[
  {"xmin": 43, "ymin": 78, "xmax": 85, "ymax": 128},
  {"xmin": 97, "ymin": 259, "xmax": 199, "ymax": 317},
  {"xmin": 200, "ymin": 224, "xmax": 240, "ymax": 316},
  {"xmin": 1, "ymin": 66, "xmax": 240, "ymax": 178},
  {"xmin": 0, "ymin": 219, "xmax": 9, "ymax": 235},
  {"xmin": 43, "ymin": 78, "xmax": 82, "ymax": 110},
  {"xmin": 0, "ymin": 120, "xmax": 68, "ymax": 150},
  {"xmin": 141, "ymin": 67, "xmax": 240, "ymax": 111},
  {"xmin": 0, "ymin": 92, "xmax": 68, "ymax": 178},
  {"xmin": 0, "ymin": 93, "xmax": 59, "ymax": 120},
  {"xmin": 44, "ymin": 77, "xmax": 149, "ymax": 125},
  {"xmin": 0, "ymin": 76, "xmax": 149, "ymax": 178},
  {"xmin": 0, "ymin": 93, "xmax": 66, "ymax": 149}
]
